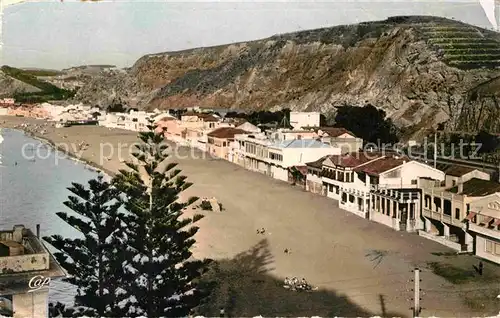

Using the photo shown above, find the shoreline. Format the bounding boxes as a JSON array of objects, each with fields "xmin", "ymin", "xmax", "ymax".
[{"xmin": 9, "ymin": 127, "xmax": 116, "ymax": 178}]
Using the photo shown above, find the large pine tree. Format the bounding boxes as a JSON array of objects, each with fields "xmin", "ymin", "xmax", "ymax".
[
  {"xmin": 44, "ymin": 175, "xmax": 129, "ymax": 317},
  {"xmin": 113, "ymin": 125, "xmax": 211, "ymax": 317}
]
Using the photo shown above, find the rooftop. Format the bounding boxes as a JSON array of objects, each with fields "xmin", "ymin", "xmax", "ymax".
[
  {"xmin": 328, "ymin": 151, "xmax": 384, "ymax": 168},
  {"xmin": 354, "ymin": 156, "xmax": 408, "ymax": 176},
  {"xmin": 448, "ymin": 178, "xmax": 500, "ymax": 196},
  {"xmin": 182, "ymin": 112, "xmax": 220, "ymax": 122},
  {"xmin": 207, "ymin": 127, "xmax": 248, "ymax": 139},
  {"xmin": 0, "ymin": 253, "xmax": 66, "ymax": 296},
  {"xmin": 312, "ymin": 127, "xmax": 357, "ymax": 138},
  {"xmin": 444, "ymin": 165, "xmax": 477, "ymax": 177},
  {"xmin": 305, "ymin": 155, "xmax": 330, "ymax": 169},
  {"xmin": 290, "ymin": 165, "xmax": 308, "ymax": 176},
  {"xmin": 0, "ymin": 225, "xmax": 66, "ymax": 296},
  {"xmin": 270, "ymin": 139, "xmax": 331, "ymax": 149}
]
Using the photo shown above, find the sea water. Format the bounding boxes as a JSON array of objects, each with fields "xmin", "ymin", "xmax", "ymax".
[{"xmin": 0, "ymin": 128, "xmax": 100, "ymax": 304}]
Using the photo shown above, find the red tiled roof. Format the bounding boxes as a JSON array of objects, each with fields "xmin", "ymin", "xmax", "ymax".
[
  {"xmin": 328, "ymin": 151, "xmax": 384, "ymax": 168},
  {"xmin": 290, "ymin": 165, "xmax": 308, "ymax": 176},
  {"xmin": 317, "ymin": 127, "xmax": 357, "ymax": 138},
  {"xmin": 354, "ymin": 156, "xmax": 407, "ymax": 176},
  {"xmin": 207, "ymin": 127, "xmax": 247, "ymax": 139},
  {"xmin": 444, "ymin": 165, "xmax": 476, "ymax": 177}
]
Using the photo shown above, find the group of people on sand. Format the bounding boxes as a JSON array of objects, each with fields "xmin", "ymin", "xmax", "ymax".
[
  {"xmin": 255, "ymin": 228, "xmax": 312, "ymax": 292},
  {"xmin": 283, "ymin": 277, "xmax": 314, "ymax": 291}
]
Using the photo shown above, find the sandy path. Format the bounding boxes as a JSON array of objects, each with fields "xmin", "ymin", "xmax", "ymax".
[{"xmin": 2, "ymin": 116, "xmax": 498, "ymax": 317}]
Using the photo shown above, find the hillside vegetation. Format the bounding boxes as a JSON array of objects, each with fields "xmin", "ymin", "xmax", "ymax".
[
  {"xmin": 1, "ymin": 66, "xmax": 76, "ymax": 103},
  {"xmin": 70, "ymin": 16, "xmax": 500, "ymax": 138}
]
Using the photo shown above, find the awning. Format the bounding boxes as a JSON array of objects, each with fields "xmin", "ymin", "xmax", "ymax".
[
  {"xmin": 479, "ymin": 216, "xmax": 493, "ymax": 226},
  {"xmin": 464, "ymin": 212, "xmax": 477, "ymax": 221},
  {"xmin": 492, "ymin": 218, "xmax": 500, "ymax": 227}
]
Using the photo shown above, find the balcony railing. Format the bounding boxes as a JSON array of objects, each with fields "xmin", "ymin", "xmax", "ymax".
[
  {"xmin": 371, "ymin": 183, "xmax": 419, "ymax": 191},
  {"xmin": 468, "ymin": 222, "xmax": 500, "ymax": 237},
  {"xmin": 371, "ymin": 188, "xmax": 419, "ymax": 201},
  {"xmin": 422, "ymin": 207, "xmax": 465, "ymax": 227}
]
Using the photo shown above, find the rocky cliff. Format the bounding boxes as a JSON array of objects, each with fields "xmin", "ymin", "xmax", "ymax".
[{"xmin": 74, "ymin": 16, "xmax": 500, "ymax": 138}]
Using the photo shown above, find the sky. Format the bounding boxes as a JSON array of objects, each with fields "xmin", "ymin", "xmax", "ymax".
[{"xmin": 0, "ymin": 0, "xmax": 497, "ymax": 70}]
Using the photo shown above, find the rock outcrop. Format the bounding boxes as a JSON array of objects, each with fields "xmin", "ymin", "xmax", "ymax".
[{"xmin": 72, "ymin": 16, "xmax": 500, "ymax": 138}]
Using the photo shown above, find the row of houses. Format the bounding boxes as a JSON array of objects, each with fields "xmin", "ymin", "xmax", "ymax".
[
  {"xmin": 0, "ymin": 100, "xmax": 173, "ymax": 132},
  {"xmin": 302, "ymin": 152, "xmax": 500, "ymax": 264},
  {"xmin": 153, "ymin": 111, "xmax": 500, "ymax": 265}
]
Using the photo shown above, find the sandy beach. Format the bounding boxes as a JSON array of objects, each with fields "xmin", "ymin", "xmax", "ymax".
[{"xmin": 2, "ymin": 116, "xmax": 499, "ymax": 317}]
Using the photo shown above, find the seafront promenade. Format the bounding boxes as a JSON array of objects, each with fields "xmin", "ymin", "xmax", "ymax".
[{"xmin": 1, "ymin": 116, "xmax": 499, "ymax": 317}]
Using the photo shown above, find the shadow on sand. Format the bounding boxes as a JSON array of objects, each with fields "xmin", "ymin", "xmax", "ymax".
[{"xmin": 197, "ymin": 239, "xmax": 405, "ymax": 317}]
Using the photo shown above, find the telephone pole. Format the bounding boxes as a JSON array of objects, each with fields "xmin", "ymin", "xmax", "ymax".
[
  {"xmin": 434, "ymin": 133, "xmax": 437, "ymax": 169},
  {"xmin": 412, "ymin": 268, "xmax": 421, "ymax": 318}
]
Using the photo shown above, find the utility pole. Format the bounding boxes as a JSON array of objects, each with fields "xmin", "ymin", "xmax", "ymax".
[
  {"xmin": 498, "ymin": 160, "xmax": 500, "ymax": 183},
  {"xmin": 434, "ymin": 132, "xmax": 437, "ymax": 169},
  {"xmin": 412, "ymin": 268, "xmax": 421, "ymax": 318}
]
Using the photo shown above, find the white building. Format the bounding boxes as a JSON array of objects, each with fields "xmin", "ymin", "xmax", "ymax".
[
  {"xmin": 0, "ymin": 225, "xmax": 66, "ymax": 318},
  {"xmin": 321, "ymin": 152, "xmax": 385, "ymax": 201},
  {"xmin": 467, "ymin": 192, "xmax": 500, "ymax": 264},
  {"xmin": 290, "ymin": 112, "xmax": 320, "ymax": 130},
  {"xmin": 233, "ymin": 133, "xmax": 272, "ymax": 169},
  {"xmin": 100, "ymin": 110, "xmax": 156, "ymax": 132},
  {"xmin": 236, "ymin": 121, "xmax": 261, "ymax": 133},
  {"xmin": 319, "ymin": 152, "xmax": 445, "ymax": 231},
  {"xmin": 315, "ymin": 127, "xmax": 364, "ymax": 154},
  {"xmin": 421, "ymin": 177, "xmax": 500, "ymax": 253},
  {"xmin": 267, "ymin": 129, "xmax": 319, "ymax": 141},
  {"xmin": 366, "ymin": 160, "xmax": 445, "ymax": 232},
  {"xmin": 241, "ymin": 136, "xmax": 341, "ymax": 182},
  {"xmin": 124, "ymin": 110, "xmax": 155, "ymax": 131},
  {"xmin": 0, "ymin": 98, "xmax": 15, "ymax": 105},
  {"xmin": 443, "ymin": 165, "xmax": 491, "ymax": 188},
  {"xmin": 153, "ymin": 113, "xmax": 176, "ymax": 123}
]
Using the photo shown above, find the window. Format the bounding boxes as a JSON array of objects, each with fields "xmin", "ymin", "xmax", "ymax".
[
  {"xmin": 411, "ymin": 179, "xmax": 417, "ymax": 185},
  {"xmin": 466, "ymin": 204, "xmax": 470, "ymax": 213},
  {"xmin": 455, "ymin": 208, "xmax": 460, "ymax": 219},
  {"xmin": 452, "ymin": 180, "xmax": 457, "ymax": 186},
  {"xmin": 328, "ymin": 184, "xmax": 333, "ymax": 192},
  {"xmin": 485, "ymin": 240, "xmax": 493, "ymax": 253},
  {"xmin": 223, "ymin": 142, "xmax": 227, "ymax": 147}
]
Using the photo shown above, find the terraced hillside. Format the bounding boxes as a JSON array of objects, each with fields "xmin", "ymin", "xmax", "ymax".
[
  {"xmin": 419, "ymin": 22, "xmax": 500, "ymax": 70},
  {"xmin": 72, "ymin": 16, "xmax": 500, "ymax": 138}
]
